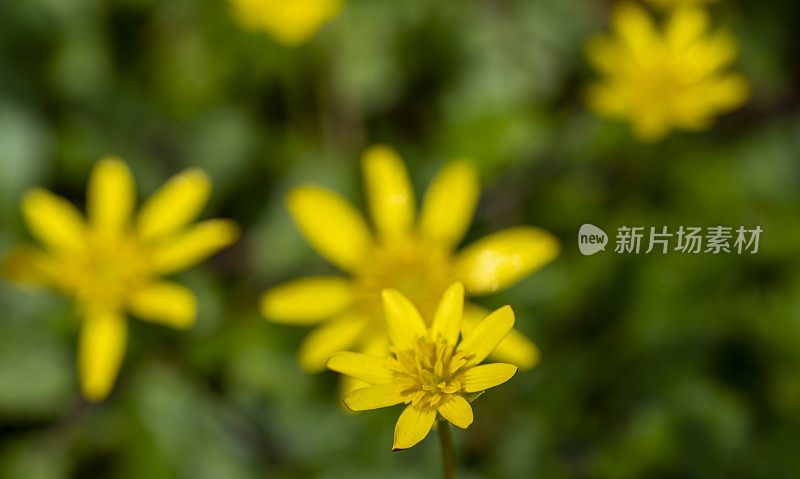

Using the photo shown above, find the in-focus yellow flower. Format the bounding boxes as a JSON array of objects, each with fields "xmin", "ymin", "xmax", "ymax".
[
  {"xmin": 585, "ymin": 3, "xmax": 749, "ymax": 142},
  {"xmin": 2, "ymin": 158, "xmax": 239, "ymax": 401},
  {"xmin": 261, "ymin": 145, "xmax": 559, "ymax": 395},
  {"xmin": 229, "ymin": 0, "xmax": 343, "ymax": 45},
  {"xmin": 328, "ymin": 282, "xmax": 518, "ymax": 450}
]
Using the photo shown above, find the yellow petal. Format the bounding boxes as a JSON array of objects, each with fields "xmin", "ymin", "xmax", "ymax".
[
  {"xmin": 457, "ymin": 305, "xmax": 514, "ymax": 367},
  {"xmin": 360, "ymin": 330, "xmax": 391, "ymax": 358},
  {"xmin": 488, "ymin": 328, "xmax": 541, "ymax": 370},
  {"xmin": 462, "ymin": 303, "xmax": 540, "ymax": 370},
  {"xmin": 232, "ymin": 0, "xmax": 343, "ymax": 45},
  {"xmin": 1, "ymin": 245, "xmax": 55, "ymax": 287},
  {"xmin": 340, "ymin": 375, "xmax": 370, "ymax": 399},
  {"xmin": 455, "ymin": 227, "xmax": 560, "ymax": 295},
  {"xmin": 327, "ymin": 351, "xmax": 394, "ymax": 384},
  {"xmin": 286, "ymin": 185, "xmax": 372, "ymax": 271},
  {"xmin": 461, "ymin": 363, "xmax": 518, "ymax": 393},
  {"xmin": 298, "ymin": 313, "xmax": 368, "ymax": 372},
  {"xmin": 666, "ymin": 6, "xmax": 709, "ymax": 53},
  {"xmin": 128, "ymin": 281, "xmax": 196, "ymax": 329},
  {"xmin": 381, "ymin": 289, "xmax": 427, "ymax": 351},
  {"xmin": 343, "ymin": 384, "xmax": 405, "ymax": 411},
  {"xmin": 430, "ymin": 282, "xmax": 464, "ymax": 345},
  {"xmin": 150, "ymin": 219, "xmax": 239, "ymax": 274},
  {"xmin": 393, "ymin": 405, "xmax": 437, "ymax": 450},
  {"xmin": 418, "ymin": 160, "xmax": 480, "ymax": 246},
  {"xmin": 708, "ymin": 73, "xmax": 750, "ymax": 112},
  {"xmin": 87, "ymin": 157, "xmax": 135, "ymax": 233},
  {"xmin": 438, "ymin": 395, "xmax": 473, "ymax": 429},
  {"xmin": 21, "ymin": 188, "xmax": 85, "ymax": 253},
  {"xmin": 136, "ymin": 168, "xmax": 211, "ymax": 241},
  {"xmin": 632, "ymin": 112, "xmax": 672, "ymax": 143},
  {"xmin": 78, "ymin": 308, "xmax": 127, "ymax": 401},
  {"xmin": 362, "ymin": 145, "xmax": 415, "ymax": 239},
  {"xmin": 260, "ymin": 277, "xmax": 354, "ymax": 325},
  {"xmin": 613, "ymin": 2, "xmax": 658, "ymax": 62}
]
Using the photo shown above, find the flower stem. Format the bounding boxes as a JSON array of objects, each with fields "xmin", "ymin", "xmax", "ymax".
[{"xmin": 438, "ymin": 420, "xmax": 457, "ymax": 479}]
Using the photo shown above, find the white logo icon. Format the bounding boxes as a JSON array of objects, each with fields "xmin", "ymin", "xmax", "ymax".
[{"xmin": 578, "ymin": 224, "xmax": 608, "ymax": 256}]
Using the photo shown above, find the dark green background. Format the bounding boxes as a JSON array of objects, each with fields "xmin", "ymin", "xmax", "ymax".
[{"xmin": 1, "ymin": 0, "xmax": 800, "ymax": 477}]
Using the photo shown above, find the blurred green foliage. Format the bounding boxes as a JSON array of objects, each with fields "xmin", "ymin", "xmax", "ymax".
[{"xmin": 1, "ymin": 0, "xmax": 800, "ymax": 477}]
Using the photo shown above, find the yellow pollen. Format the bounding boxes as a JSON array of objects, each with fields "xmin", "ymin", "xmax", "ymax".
[{"xmin": 388, "ymin": 337, "xmax": 468, "ymax": 409}]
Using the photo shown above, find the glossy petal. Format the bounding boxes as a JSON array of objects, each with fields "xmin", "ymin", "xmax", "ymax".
[
  {"xmin": 463, "ymin": 303, "xmax": 540, "ymax": 370},
  {"xmin": 22, "ymin": 188, "xmax": 85, "ymax": 253},
  {"xmin": 339, "ymin": 375, "xmax": 370, "ymax": 400},
  {"xmin": 136, "ymin": 168, "xmax": 211, "ymax": 241},
  {"xmin": 461, "ymin": 363, "xmax": 518, "ymax": 393},
  {"xmin": 381, "ymin": 289, "xmax": 427, "ymax": 351},
  {"xmin": 343, "ymin": 384, "xmax": 405, "ymax": 411},
  {"xmin": 327, "ymin": 351, "xmax": 393, "ymax": 385},
  {"xmin": 438, "ymin": 395, "xmax": 473, "ymax": 429},
  {"xmin": 430, "ymin": 282, "xmax": 464, "ymax": 345},
  {"xmin": 286, "ymin": 185, "xmax": 372, "ymax": 271},
  {"xmin": 128, "ymin": 281, "xmax": 197, "ymax": 329},
  {"xmin": 418, "ymin": 161, "xmax": 480, "ymax": 246},
  {"xmin": 455, "ymin": 227, "xmax": 560, "ymax": 295},
  {"xmin": 150, "ymin": 219, "xmax": 239, "ymax": 274},
  {"xmin": 299, "ymin": 314, "xmax": 368, "ymax": 372},
  {"xmin": 260, "ymin": 277, "xmax": 355, "ymax": 325},
  {"xmin": 87, "ymin": 157, "xmax": 135, "ymax": 233},
  {"xmin": 457, "ymin": 305, "xmax": 515, "ymax": 367},
  {"xmin": 362, "ymin": 145, "xmax": 415, "ymax": 239},
  {"xmin": 78, "ymin": 308, "xmax": 127, "ymax": 401},
  {"xmin": 392, "ymin": 405, "xmax": 437, "ymax": 450}
]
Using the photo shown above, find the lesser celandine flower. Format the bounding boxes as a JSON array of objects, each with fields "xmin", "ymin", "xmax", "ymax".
[
  {"xmin": 229, "ymin": 0, "xmax": 343, "ymax": 45},
  {"xmin": 585, "ymin": 3, "xmax": 749, "ymax": 142},
  {"xmin": 647, "ymin": 0, "xmax": 718, "ymax": 9},
  {"xmin": 260, "ymin": 145, "xmax": 559, "ymax": 395},
  {"xmin": 2, "ymin": 158, "xmax": 239, "ymax": 401},
  {"xmin": 328, "ymin": 282, "xmax": 518, "ymax": 451}
]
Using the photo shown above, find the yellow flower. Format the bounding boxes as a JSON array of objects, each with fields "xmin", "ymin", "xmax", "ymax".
[
  {"xmin": 585, "ymin": 3, "xmax": 749, "ymax": 142},
  {"xmin": 229, "ymin": 0, "xmax": 343, "ymax": 45},
  {"xmin": 260, "ymin": 145, "xmax": 559, "ymax": 394},
  {"xmin": 2, "ymin": 158, "xmax": 239, "ymax": 401},
  {"xmin": 328, "ymin": 282, "xmax": 518, "ymax": 450},
  {"xmin": 647, "ymin": 0, "xmax": 718, "ymax": 9}
]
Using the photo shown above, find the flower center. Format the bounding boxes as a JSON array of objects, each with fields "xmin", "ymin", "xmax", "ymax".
[
  {"xmin": 354, "ymin": 236, "xmax": 456, "ymax": 324},
  {"xmin": 386, "ymin": 337, "xmax": 468, "ymax": 409},
  {"xmin": 629, "ymin": 58, "xmax": 694, "ymax": 113},
  {"xmin": 60, "ymin": 229, "xmax": 153, "ymax": 309}
]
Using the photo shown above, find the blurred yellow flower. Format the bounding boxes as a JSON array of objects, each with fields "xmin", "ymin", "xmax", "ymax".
[
  {"xmin": 229, "ymin": 0, "xmax": 343, "ymax": 45},
  {"xmin": 261, "ymin": 145, "xmax": 559, "ymax": 394},
  {"xmin": 2, "ymin": 158, "xmax": 239, "ymax": 401},
  {"xmin": 328, "ymin": 282, "xmax": 518, "ymax": 450},
  {"xmin": 647, "ymin": 0, "xmax": 718, "ymax": 9},
  {"xmin": 585, "ymin": 3, "xmax": 749, "ymax": 142}
]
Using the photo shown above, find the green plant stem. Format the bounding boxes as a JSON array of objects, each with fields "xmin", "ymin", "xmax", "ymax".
[{"xmin": 438, "ymin": 420, "xmax": 456, "ymax": 479}]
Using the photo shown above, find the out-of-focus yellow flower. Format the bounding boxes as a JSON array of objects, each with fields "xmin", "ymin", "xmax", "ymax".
[
  {"xmin": 585, "ymin": 3, "xmax": 749, "ymax": 142},
  {"xmin": 2, "ymin": 158, "xmax": 239, "ymax": 401},
  {"xmin": 328, "ymin": 282, "xmax": 518, "ymax": 450},
  {"xmin": 647, "ymin": 0, "xmax": 718, "ymax": 9},
  {"xmin": 229, "ymin": 0, "xmax": 343, "ymax": 45},
  {"xmin": 261, "ymin": 145, "xmax": 559, "ymax": 395}
]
